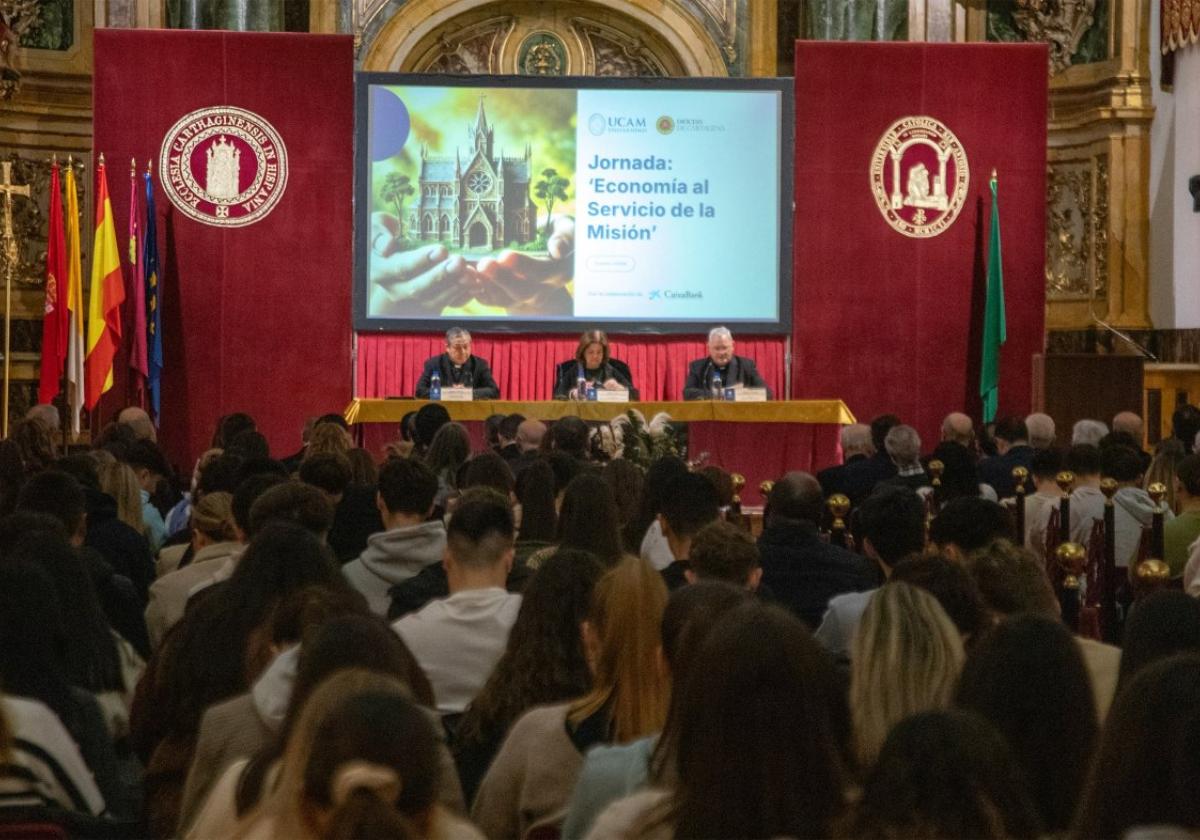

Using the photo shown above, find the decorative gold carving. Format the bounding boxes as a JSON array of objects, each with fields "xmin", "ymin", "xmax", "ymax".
[
  {"xmin": 571, "ymin": 18, "xmax": 668, "ymax": 76},
  {"xmin": 689, "ymin": 0, "xmax": 738, "ymax": 62},
  {"xmin": 0, "ymin": 0, "xmax": 41, "ymax": 99},
  {"xmin": 517, "ymin": 31, "xmax": 568, "ymax": 76},
  {"xmin": 1162, "ymin": 0, "xmax": 1200, "ymax": 52},
  {"xmin": 418, "ymin": 16, "xmax": 514, "ymax": 74},
  {"xmin": 1012, "ymin": 0, "xmax": 1097, "ymax": 74},
  {"xmin": 1045, "ymin": 155, "xmax": 1108, "ymax": 302}
]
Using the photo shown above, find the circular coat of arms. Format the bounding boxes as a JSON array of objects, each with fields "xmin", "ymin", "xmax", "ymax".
[
  {"xmin": 159, "ymin": 106, "xmax": 288, "ymax": 228},
  {"xmin": 869, "ymin": 116, "xmax": 969, "ymax": 239}
]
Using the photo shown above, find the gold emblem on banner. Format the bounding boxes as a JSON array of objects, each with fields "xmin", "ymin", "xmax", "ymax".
[
  {"xmin": 870, "ymin": 116, "xmax": 969, "ymax": 239},
  {"xmin": 159, "ymin": 106, "xmax": 289, "ymax": 229}
]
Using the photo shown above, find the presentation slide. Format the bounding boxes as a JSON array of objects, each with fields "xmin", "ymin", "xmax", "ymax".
[{"xmin": 355, "ymin": 76, "xmax": 789, "ymax": 332}]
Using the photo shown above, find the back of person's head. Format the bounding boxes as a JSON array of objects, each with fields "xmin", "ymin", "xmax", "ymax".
[
  {"xmin": 870, "ymin": 413, "xmax": 902, "ymax": 454},
  {"xmin": 965, "ymin": 539, "xmax": 1060, "ymax": 618},
  {"xmin": 557, "ymin": 472, "xmax": 623, "ymax": 563},
  {"xmin": 484, "ymin": 413, "xmax": 504, "ymax": 451},
  {"xmin": 1030, "ymin": 446, "xmax": 1064, "ymax": 481},
  {"xmin": 232, "ymin": 472, "xmax": 288, "ymax": 538},
  {"xmin": 515, "ymin": 418, "xmax": 545, "ymax": 450},
  {"xmin": 1025, "ymin": 413, "xmax": 1056, "ymax": 449},
  {"xmin": 513, "ymin": 459, "xmax": 556, "ymax": 542},
  {"xmin": 1072, "ymin": 418, "xmax": 1109, "ymax": 447},
  {"xmin": 956, "ymin": 614, "xmax": 1097, "ymax": 833},
  {"xmin": 227, "ymin": 429, "xmax": 270, "ymax": 461},
  {"xmin": 424, "ymin": 422, "xmax": 470, "ymax": 476},
  {"xmin": 993, "ymin": 416, "xmax": 1029, "ymax": 445},
  {"xmin": 16, "ymin": 470, "xmax": 86, "ymax": 539},
  {"xmin": 602, "ymin": 458, "xmax": 645, "ymax": 528},
  {"xmin": 215, "ymin": 412, "xmax": 256, "ymax": 448},
  {"xmin": 840, "ymin": 423, "xmax": 874, "ymax": 455},
  {"xmin": 1099, "ymin": 430, "xmax": 1140, "ymax": 453},
  {"xmin": 549, "ymin": 416, "xmax": 589, "ymax": 458},
  {"xmin": 457, "ymin": 549, "xmax": 605, "ymax": 752},
  {"xmin": 446, "ymin": 493, "xmax": 514, "ymax": 569},
  {"xmin": 1073, "ymin": 654, "xmax": 1200, "ymax": 839},
  {"xmin": 764, "ymin": 470, "xmax": 824, "ymax": 528},
  {"xmin": 412, "ymin": 404, "xmax": 451, "ymax": 452},
  {"xmin": 10, "ymin": 416, "xmax": 57, "ymax": 469},
  {"xmin": 461, "ymin": 453, "xmax": 515, "ymax": 497},
  {"xmin": 55, "ymin": 453, "xmax": 100, "ymax": 490},
  {"xmin": 125, "ymin": 437, "xmax": 172, "ymax": 480},
  {"xmin": 1173, "ymin": 404, "xmax": 1200, "ymax": 448},
  {"xmin": 304, "ymin": 424, "xmax": 351, "ymax": 463},
  {"xmin": 850, "ymin": 582, "xmax": 965, "ymax": 766},
  {"xmin": 228, "ymin": 522, "xmax": 343, "ymax": 614},
  {"xmin": 857, "ymin": 485, "xmax": 925, "ymax": 567},
  {"xmin": 1101, "ymin": 444, "xmax": 1144, "ymax": 484},
  {"xmin": 376, "ymin": 457, "xmax": 437, "ymax": 517},
  {"xmin": 929, "ymin": 496, "xmax": 1012, "ymax": 554},
  {"xmin": 543, "ymin": 449, "xmax": 584, "ymax": 497},
  {"xmin": 884, "ymin": 424, "xmax": 922, "ymax": 467},
  {"xmin": 345, "ymin": 449, "xmax": 378, "ymax": 486},
  {"xmin": 570, "ymin": 556, "xmax": 669, "ymax": 743},
  {"xmin": 626, "ymin": 455, "xmax": 688, "ymax": 546},
  {"xmin": 248, "ymin": 481, "xmax": 335, "ymax": 538},
  {"xmin": 498, "ymin": 413, "xmax": 524, "ymax": 444},
  {"xmin": 1065, "ymin": 442, "xmax": 1102, "ymax": 477},
  {"xmin": 670, "ymin": 602, "xmax": 851, "ymax": 839},
  {"xmin": 929, "ymin": 440, "xmax": 984, "ymax": 502},
  {"xmin": 0, "ymin": 511, "xmax": 66, "ymax": 553},
  {"xmin": 847, "ymin": 709, "xmax": 1042, "ymax": 840},
  {"xmin": 315, "ymin": 413, "xmax": 350, "ymax": 433},
  {"xmin": 941, "ymin": 412, "xmax": 976, "ymax": 447},
  {"xmin": 696, "ymin": 466, "xmax": 734, "ymax": 508},
  {"xmin": 192, "ymin": 491, "xmax": 236, "ymax": 543},
  {"xmin": 197, "ymin": 453, "xmax": 244, "ymax": 497},
  {"xmin": 298, "ymin": 453, "xmax": 352, "ymax": 497},
  {"xmin": 98, "ymin": 460, "xmax": 143, "ymax": 534},
  {"xmin": 1176, "ymin": 454, "xmax": 1200, "ymax": 497},
  {"xmin": 1118, "ymin": 590, "xmax": 1200, "ymax": 688},
  {"xmin": 890, "ymin": 554, "xmax": 989, "ymax": 639},
  {"xmin": 687, "ymin": 520, "xmax": 759, "ymax": 587}
]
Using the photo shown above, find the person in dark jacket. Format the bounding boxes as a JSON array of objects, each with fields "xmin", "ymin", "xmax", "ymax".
[
  {"xmin": 415, "ymin": 327, "xmax": 500, "ymax": 399},
  {"xmin": 977, "ymin": 416, "xmax": 1036, "ymax": 499},
  {"xmin": 823, "ymin": 414, "xmax": 901, "ymax": 508},
  {"xmin": 757, "ymin": 471, "xmax": 879, "ymax": 629},
  {"xmin": 682, "ymin": 326, "xmax": 771, "ymax": 400},
  {"xmin": 553, "ymin": 330, "xmax": 638, "ymax": 400}
]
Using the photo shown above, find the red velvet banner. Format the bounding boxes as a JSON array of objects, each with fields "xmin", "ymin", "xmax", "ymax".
[
  {"xmin": 792, "ymin": 42, "xmax": 1047, "ymax": 448},
  {"xmin": 356, "ymin": 333, "xmax": 787, "ymax": 402},
  {"xmin": 93, "ymin": 31, "xmax": 354, "ymax": 466}
]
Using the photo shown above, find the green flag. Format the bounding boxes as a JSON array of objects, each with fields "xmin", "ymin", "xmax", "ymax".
[{"xmin": 980, "ymin": 172, "xmax": 1006, "ymax": 423}]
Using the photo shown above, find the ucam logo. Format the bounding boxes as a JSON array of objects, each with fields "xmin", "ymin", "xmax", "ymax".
[
  {"xmin": 588, "ymin": 113, "xmax": 606, "ymax": 136},
  {"xmin": 588, "ymin": 114, "xmax": 648, "ymax": 135}
]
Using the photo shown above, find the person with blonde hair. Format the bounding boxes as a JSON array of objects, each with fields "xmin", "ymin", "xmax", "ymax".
[
  {"xmin": 472, "ymin": 555, "xmax": 669, "ymax": 838},
  {"xmin": 304, "ymin": 423, "xmax": 352, "ymax": 461},
  {"xmin": 849, "ymin": 582, "xmax": 965, "ymax": 767},
  {"xmin": 198, "ymin": 670, "xmax": 479, "ymax": 840},
  {"xmin": 98, "ymin": 459, "xmax": 146, "ymax": 538}
]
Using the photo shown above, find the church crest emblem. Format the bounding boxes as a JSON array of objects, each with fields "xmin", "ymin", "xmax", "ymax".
[
  {"xmin": 869, "ymin": 116, "xmax": 969, "ymax": 239},
  {"xmin": 159, "ymin": 106, "xmax": 288, "ymax": 228}
]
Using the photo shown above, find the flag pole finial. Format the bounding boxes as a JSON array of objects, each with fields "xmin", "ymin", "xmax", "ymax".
[
  {"xmin": 131, "ymin": 157, "xmax": 136, "ymax": 176},
  {"xmin": 51, "ymin": 153, "xmax": 57, "ymax": 165},
  {"xmin": 147, "ymin": 159, "xmax": 153, "ymax": 174},
  {"xmin": 99, "ymin": 152, "xmax": 105, "ymax": 166},
  {"xmin": 991, "ymin": 168, "xmax": 998, "ymax": 181}
]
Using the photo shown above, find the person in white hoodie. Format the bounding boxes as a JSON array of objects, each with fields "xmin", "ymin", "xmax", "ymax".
[
  {"xmin": 1105, "ymin": 444, "xmax": 1172, "ymax": 568},
  {"xmin": 393, "ymin": 492, "xmax": 522, "ymax": 716},
  {"xmin": 343, "ymin": 457, "xmax": 446, "ymax": 615}
]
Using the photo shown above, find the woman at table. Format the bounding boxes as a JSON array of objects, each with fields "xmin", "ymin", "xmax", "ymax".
[{"xmin": 553, "ymin": 330, "xmax": 639, "ymax": 400}]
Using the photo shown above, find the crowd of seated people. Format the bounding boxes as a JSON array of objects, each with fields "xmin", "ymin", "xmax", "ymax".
[{"xmin": 1, "ymin": 399, "xmax": 1200, "ymax": 840}]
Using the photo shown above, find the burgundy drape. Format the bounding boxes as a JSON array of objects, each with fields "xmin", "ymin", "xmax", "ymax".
[{"xmin": 356, "ymin": 333, "xmax": 787, "ymax": 402}]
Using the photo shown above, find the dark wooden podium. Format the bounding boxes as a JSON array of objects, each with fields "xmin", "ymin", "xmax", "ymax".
[{"xmin": 1032, "ymin": 354, "xmax": 1145, "ymax": 442}]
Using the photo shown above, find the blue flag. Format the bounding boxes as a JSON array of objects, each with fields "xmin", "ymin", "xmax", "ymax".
[{"xmin": 144, "ymin": 171, "xmax": 162, "ymax": 421}]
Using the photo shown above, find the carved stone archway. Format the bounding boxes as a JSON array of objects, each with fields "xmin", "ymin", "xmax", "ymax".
[{"xmin": 360, "ymin": 0, "xmax": 727, "ymax": 77}]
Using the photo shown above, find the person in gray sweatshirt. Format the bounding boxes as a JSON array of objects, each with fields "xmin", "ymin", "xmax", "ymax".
[{"xmin": 343, "ymin": 457, "xmax": 446, "ymax": 615}]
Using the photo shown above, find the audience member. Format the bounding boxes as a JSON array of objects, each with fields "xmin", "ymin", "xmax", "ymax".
[
  {"xmin": 455, "ymin": 549, "xmax": 605, "ymax": 805},
  {"xmin": 924, "ymin": 439, "xmax": 992, "ymax": 508},
  {"xmin": 842, "ymin": 709, "xmax": 1042, "ymax": 839},
  {"xmin": 425, "ymin": 422, "xmax": 471, "ymax": 511},
  {"xmin": 940, "ymin": 411, "xmax": 976, "ymax": 449},
  {"xmin": 657, "ymin": 472, "xmax": 721, "ymax": 589},
  {"xmin": 342, "ymin": 457, "xmax": 443, "ymax": 615},
  {"xmin": 880, "ymin": 424, "xmax": 926, "ymax": 490},
  {"xmin": 1023, "ymin": 447, "xmax": 1063, "ymax": 558},
  {"xmin": 1025, "ymin": 412, "xmax": 1056, "ymax": 450},
  {"xmin": 890, "ymin": 554, "xmax": 989, "ymax": 641},
  {"xmin": 496, "ymin": 413, "xmax": 525, "ymax": 464},
  {"xmin": 928, "ymin": 496, "xmax": 1012, "ymax": 558},
  {"xmin": 461, "ymin": 453, "xmax": 516, "ymax": 500},
  {"xmin": 956, "ymin": 615, "xmax": 1097, "ymax": 834},
  {"xmin": 513, "ymin": 459, "xmax": 557, "ymax": 563},
  {"xmin": 815, "ymin": 485, "xmax": 924, "ymax": 662},
  {"xmin": 601, "ymin": 458, "xmax": 644, "ymax": 535},
  {"xmin": 759, "ymin": 472, "xmax": 877, "ymax": 629},
  {"xmin": 1165, "ymin": 454, "xmax": 1200, "ymax": 574},
  {"xmin": 544, "ymin": 473, "xmax": 624, "ymax": 568},
  {"xmin": 1117, "ymin": 590, "xmax": 1200, "ymax": 689},
  {"xmin": 849, "ymin": 582, "xmax": 964, "ymax": 766},
  {"xmin": 472, "ymin": 556, "xmax": 669, "ymax": 839},
  {"xmin": 585, "ymin": 602, "xmax": 852, "ymax": 840},
  {"xmin": 412, "ymin": 404, "xmax": 452, "ymax": 458},
  {"xmin": 685, "ymin": 520, "xmax": 760, "ymax": 589},
  {"xmin": 392, "ymin": 494, "xmax": 521, "ymax": 716},
  {"xmin": 817, "ymin": 423, "xmax": 873, "ymax": 497},
  {"xmin": 631, "ymin": 456, "xmax": 689, "ymax": 572},
  {"xmin": 824, "ymin": 414, "xmax": 901, "ymax": 507},
  {"xmin": 1145, "ymin": 437, "xmax": 1186, "ymax": 515},
  {"xmin": 1072, "ymin": 418, "xmax": 1109, "ymax": 446},
  {"xmin": 978, "ymin": 416, "xmax": 1035, "ymax": 499}
]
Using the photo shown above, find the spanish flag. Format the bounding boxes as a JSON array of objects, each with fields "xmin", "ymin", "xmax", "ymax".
[{"xmin": 84, "ymin": 156, "xmax": 124, "ymax": 410}]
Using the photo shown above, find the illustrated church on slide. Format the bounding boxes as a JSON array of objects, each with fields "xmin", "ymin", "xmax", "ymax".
[{"xmin": 410, "ymin": 97, "xmax": 537, "ymax": 249}]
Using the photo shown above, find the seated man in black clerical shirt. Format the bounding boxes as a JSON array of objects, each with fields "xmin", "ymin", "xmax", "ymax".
[
  {"xmin": 682, "ymin": 326, "xmax": 771, "ymax": 400},
  {"xmin": 553, "ymin": 329, "xmax": 638, "ymax": 400},
  {"xmin": 415, "ymin": 327, "xmax": 500, "ymax": 399}
]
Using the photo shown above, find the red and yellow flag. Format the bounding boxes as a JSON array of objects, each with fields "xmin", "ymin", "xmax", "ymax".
[
  {"xmin": 64, "ymin": 161, "xmax": 85, "ymax": 435},
  {"xmin": 84, "ymin": 156, "xmax": 124, "ymax": 410}
]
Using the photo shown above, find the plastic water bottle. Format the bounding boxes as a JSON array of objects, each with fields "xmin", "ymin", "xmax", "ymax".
[
  {"xmin": 430, "ymin": 371, "xmax": 441, "ymax": 401},
  {"xmin": 587, "ymin": 383, "xmax": 598, "ymax": 401},
  {"xmin": 711, "ymin": 373, "xmax": 723, "ymax": 401},
  {"xmin": 577, "ymin": 375, "xmax": 587, "ymax": 401}
]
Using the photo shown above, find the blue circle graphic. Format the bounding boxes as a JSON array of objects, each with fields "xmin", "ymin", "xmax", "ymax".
[{"xmin": 370, "ymin": 87, "xmax": 410, "ymax": 161}]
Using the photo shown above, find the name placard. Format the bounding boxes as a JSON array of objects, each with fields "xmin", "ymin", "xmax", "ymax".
[
  {"xmin": 440, "ymin": 388, "xmax": 474, "ymax": 402},
  {"xmin": 595, "ymin": 389, "xmax": 631, "ymax": 403},
  {"xmin": 730, "ymin": 387, "xmax": 768, "ymax": 402}
]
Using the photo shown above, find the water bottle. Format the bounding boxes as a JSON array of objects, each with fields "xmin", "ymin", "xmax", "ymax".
[
  {"xmin": 430, "ymin": 371, "xmax": 441, "ymax": 401},
  {"xmin": 711, "ymin": 373, "xmax": 723, "ymax": 401},
  {"xmin": 587, "ymin": 383, "xmax": 598, "ymax": 401},
  {"xmin": 577, "ymin": 375, "xmax": 587, "ymax": 402}
]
